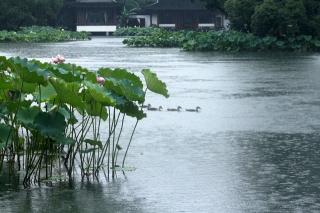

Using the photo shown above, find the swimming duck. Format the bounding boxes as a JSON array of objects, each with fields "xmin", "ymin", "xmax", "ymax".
[
  {"xmin": 141, "ymin": 103, "xmax": 149, "ymax": 109},
  {"xmin": 167, "ymin": 106, "xmax": 182, "ymax": 112},
  {"xmin": 147, "ymin": 104, "xmax": 163, "ymax": 111},
  {"xmin": 186, "ymin": 106, "xmax": 201, "ymax": 112}
]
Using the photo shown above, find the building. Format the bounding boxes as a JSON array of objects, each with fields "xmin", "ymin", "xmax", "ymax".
[
  {"xmin": 69, "ymin": 0, "xmax": 226, "ymax": 34},
  {"xmin": 73, "ymin": 0, "xmax": 120, "ymax": 34},
  {"xmin": 132, "ymin": 0, "xmax": 226, "ymax": 29}
]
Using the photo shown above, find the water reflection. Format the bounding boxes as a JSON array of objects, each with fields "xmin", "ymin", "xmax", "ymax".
[{"xmin": 0, "ymin": 177, "xmax": 146, "ymax": 213}]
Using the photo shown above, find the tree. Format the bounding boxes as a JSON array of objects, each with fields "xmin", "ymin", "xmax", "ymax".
[
  {"xmin": 251, "ymin": 0, "xmax": 281, "ymax": 36},
  {"xmin": 32, "ymin": 0, "xmax": 64, "ymax": 26},
  {"xmin": 224, "ymin": 0, "xmax": 257, "ymax": 32},
  {"xmin": 301, "ymin": 0, "xmax": 320, "ymax": 36},
  {"xmin": 281, "ymin": 0, "xmax": 307, "ymax": 37},
  {"xmin": 201, "ymin": 0, "xmax": 320, "ymax": 37},
  {"xmin": 0, "ymin": 0, "xmax": 63, "ymax": 30},
  {"xmin": 200, "ymin": 0, "xmax": 226, "ymax": 13}
]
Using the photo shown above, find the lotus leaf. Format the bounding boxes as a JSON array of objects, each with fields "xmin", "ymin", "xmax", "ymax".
[{"xmin": 142, "ymin": 69, "xmax": 169, "ymax": 98}]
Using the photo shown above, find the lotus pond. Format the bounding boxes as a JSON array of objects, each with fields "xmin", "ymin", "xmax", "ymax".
[{"xmin": 1, "ymin": 38, "xmax": 320, "ymax": 212}]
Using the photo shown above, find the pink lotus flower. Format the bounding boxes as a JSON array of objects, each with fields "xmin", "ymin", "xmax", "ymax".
[
  {"xmin": 51, "ymin": 54, "xmax": 65, "ymax": 64},
  {"xmin": 96, "ymin": 76, "xmax": 105, "ymax": 85}
]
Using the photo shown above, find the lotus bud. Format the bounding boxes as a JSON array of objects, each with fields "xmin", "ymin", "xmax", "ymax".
[
  {"xmin": 51, "ymin": 54, "xmax": 65, "ymax": 64},
  {"xmin": 96, "ymin": 76, "xmax": 105, "ymax": 85}
]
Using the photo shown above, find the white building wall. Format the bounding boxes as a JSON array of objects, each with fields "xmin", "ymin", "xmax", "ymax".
[
  {"xmin": 77, "ymin": 25, "xmax": 117, "ymax": 33},
  {"xmin": 151, "ymin": 14, "xmax": 158, "ymax": 26}
]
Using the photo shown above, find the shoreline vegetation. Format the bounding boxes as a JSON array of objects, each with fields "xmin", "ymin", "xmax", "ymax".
[
  {"xmin": 0, "ymin": 26, "xmax": 89, "ymax": 43},
  {"xmin": 0, "ymin": 56, "xmax": 168, "ymax": 187},
  {"xmin": 119, "ymin": 27, "xmax": 320, "ymax": 52}
]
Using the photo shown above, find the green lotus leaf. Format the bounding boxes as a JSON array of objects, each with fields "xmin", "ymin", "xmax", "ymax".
[
  {"xmin": 142, "ymin": 69, "xmax": 169, "ymax": 98},
  {"xmin": 16, "ymin": 106, "xmax": 40, "ymax": 129},
  {"xmin": 117, "ymin": 100, "xmax": 146, "ymax": 120},
  {"xmin": 85, "ymin": 81, "xmax": 115, "ymax": 106},
  {"xmin": 10, "ymin": 57, "xmax": 49, "ymax": 85},
  {"xmin": 48, "ymin": 64, "xmax": 82, "ymax": 82},
  {"xmin": 54, "ymin": 136, "xmax": 76, "ymax": 145},
  {"xmin": 0, "ymin": 103, "xmax": 9, "ymax": 119},
  {"xmin": 98, "ymin": 68, "xmax": 143, "ymax": 88},
  {"xmin": 0, "ymin": 56, "xmax": 13, "ymax": 70},
  {"xmin": 21, "ymin": 82, "xmax": 37, "ymax": 93},
  {"xmin": 0, "ymin": 78, "xmax": 13, "ymax": 90},
  {"xmin": 85, "ymin": 99, "xmax": 108, "ymax": 121},
  {"xmin": 0, "ymin": 123, "xmax": 13, "ymax": 148},
  {"xmin": 34, "ymin": 84, "xmax": 57, "ymax": 101},
  {"xmin": 50, "ymin": 78, "xmax": 85, "ymax": 109},
  {"xmin": 57, "ymin": 105, "xmax": 78, "ymax": 124},
  {"xmin": 33, "ymin": 111, "xmax": 66, "ymax": 139},
  {"xmin": 98, "ymin": 68, "xmax": 145, "ymax": 103},
  {"xmin": 84, "ymin": 139, "xmax": 103, "ymax": 149}
]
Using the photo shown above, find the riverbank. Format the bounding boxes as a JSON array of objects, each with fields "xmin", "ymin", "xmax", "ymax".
[
  {"xmin": 120, "ymin": 28, "xmax": 320, "ymax": 52},
  {"xmin": 0, "ymin": 26, "xmax": 89, "ymax": 42}
]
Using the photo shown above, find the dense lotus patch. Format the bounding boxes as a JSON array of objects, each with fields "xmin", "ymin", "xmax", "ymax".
[
  {"xmin": 114, "ymin": 27, "xmax": 164, "ymax": 37},
  {"xmin": 0, "ymin": 26, "xmax": 89, "ymax": 43},
  {"xmin": 0, "ymin": 56, "xmax": 168, "ymax": 187},
  {"xmin": 122, "ymin": 28, "xmax": 320, "ymax": 52}
]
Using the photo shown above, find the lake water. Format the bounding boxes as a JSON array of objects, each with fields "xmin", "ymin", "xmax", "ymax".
[{"xmin": 1, "ymin": 38, "xmax": 320, "ymax": 212}]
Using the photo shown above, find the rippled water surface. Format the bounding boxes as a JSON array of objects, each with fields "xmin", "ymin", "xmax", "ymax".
[{"xmin": 1, "ymin": 38, "xmax": 320, "ymax": 213}]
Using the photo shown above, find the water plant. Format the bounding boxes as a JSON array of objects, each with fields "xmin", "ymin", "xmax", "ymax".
[
  {"xmin": 0, "ymin": 56, "xmax": 168, "ymax": 187},
  {"xmin": 0, "ymin": 26, "xmax": 89, "ymax": 43},
  {"xmin": 115, "ymin": 27, "xmax": 163, "ymax": 36},
  {"xmin": 123, "ymin": 29, "xmax": 320, "ymax": 52}
]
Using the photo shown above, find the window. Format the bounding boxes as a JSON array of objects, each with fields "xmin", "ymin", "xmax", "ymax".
[
  {"xmin": 159, "ymin": 13, "xmax": 175, "ymax": 24},
  {"xmin": 199, "ymin": 14, "xmax": 213, "ymax": 23},
  {"xmin": 87, "ymin": 10, "xmax": 106, "ymax": 25},
  {"xmin": 215, "ymin": 16, "xmax": 223, "ymax": 28}
]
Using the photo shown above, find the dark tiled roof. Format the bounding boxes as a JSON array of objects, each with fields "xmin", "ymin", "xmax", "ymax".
[{"xmin": 145, "ymin": 0, "xmax": 207, "ymax": 10}]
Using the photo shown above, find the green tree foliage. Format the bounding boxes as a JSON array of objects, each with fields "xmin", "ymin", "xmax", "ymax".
[
  {"xmin": 251, "ymin": 0, "xmax": 281, "ymax": 36},
  {"xmin": 283, "ymin": 0, "xmax": 308, "ymax": 36},
  {"xmin": 224, "ymin": 0, "xmax": 257, "ymax": 32},
  {"xmin": 200, "ymin": 0, "xmax": 226, "ymax": 12},
  {"xmin": 0, "ymin": 0, "xmax": 63, "ymax": 30},
  {"xmin": 201, "ymin": 0, "xmax": 320, "ymax": 37}
]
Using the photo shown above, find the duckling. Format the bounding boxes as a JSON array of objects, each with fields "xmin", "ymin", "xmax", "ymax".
[
  {"xmin": 141, "ymin": 103, "xmax": 149, "ymax": 109},
  {"xmin": 167, "ymin": 106, "xmax": 182, "ymax": 112},
  {"xmin": 186, "ymin": 106, "xmax": 201, "ymax": 112},
  {"xmin": 147, "ymin": 104, "xmax": 163, "ymax": 111}
]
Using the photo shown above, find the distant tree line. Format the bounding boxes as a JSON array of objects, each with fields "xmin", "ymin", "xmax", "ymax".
[
  {"xmin": 201, "ymin": 0, "xmax": 320, "ymax": 37},
  {"xmin": 0, "ymin": 0, "xmax": 64, "ymax": 30}
]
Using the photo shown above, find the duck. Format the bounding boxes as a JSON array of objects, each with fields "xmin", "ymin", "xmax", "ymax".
[
  {"xmin": 147, "ymin": 104, "xmax": 163, "ymax": 111},
  {"xmin": 167, "ymin": 106, "xmax": 182, "ymax": 112},
  {"xmin": 141, "ymin": 103, "xmax": 149, "ymax": 109},
  {"xmin": 186, "ymin": 106, "xmax": 201, "ymax": 112}
]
